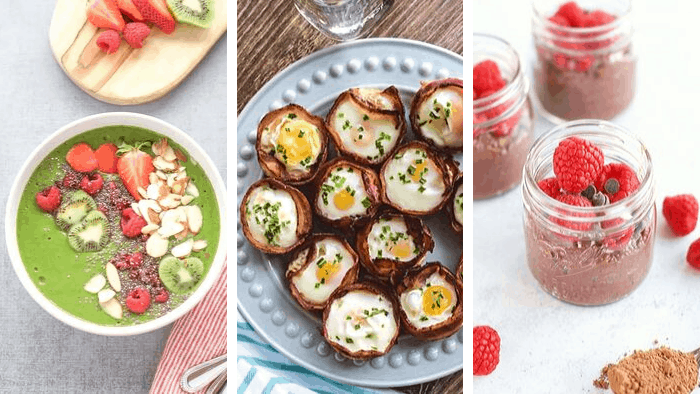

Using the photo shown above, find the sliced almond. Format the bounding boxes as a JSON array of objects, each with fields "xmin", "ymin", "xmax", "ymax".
[
  {"xmin": 149, "ymin": 172, "xmax": 159, "ymax": 184},
  {"xmin": 186, "ymin": 183, "xmax": 199, "ymax": 198},
  {"xmin": 162, "ymin": 146, "xmax": 177, "ymax": 162},
  {"xmin": 161, "ymin": 209, "xmax": 184, "ymax": 224},
  {"xmin": 83, "ymin": 274, "xmax": 106, "ymax": 294},
  {"xmin": 171, "ymin": 239, "xmax": 194, "ymax": 258},
  {"xmin": 175, "ymin": 169, "xmax": 188, "ymax": 180},
  {"xmin": 153, "ymin": 156, "xmax": 178, "ymax": 172},
  {"xmin": 158, "ymin": 183, "xmax": 170, "ymax": 199},
  {"xmin": 146, "ymin": 233, "xmax": 169, "ymax": 258},
  {"xmin": 147, "ymin": 209, "xmax": 161, "ymax": 225},
  {"xmin": 105, "ymin": 263, "xmax": 121, "ymax": 292},
  {"xmin": 181, "ymin": 195, "xmax": 194, "ymax": 205},
  {"xmin": 156, "ymin": 170, "xmax": 167, "ymax": 180},
  {"xmin": 159, "ymin": 195, "xmax": 181, "ymax": 209},
  {"xmin": 186, "ymin": 205, "xmax": 203, "ymax": 234},
  {"xmin": 139, "ymin": 199, "xmax": 162, "ymax": 217},
  {"xmin": 174, "ymin": 224, "xmax": 189, "ymax": 240},
  {"xmin": 171, "ymin": 177, "xmax": 189, "ymax": 195},
  {"xmin": 130, "ymin": 203, "xmax": 141, "ymax": 217},
  {"xmin": 137, "ymin": 186, "xmax": 148, "ymax": 199},
  {"xmin": 141, "ymin": 223, "xmax": 160, "ymax": 235},
  {"xmin": 158, "ymin": 221, "xmax": 185, "ymax": 238},
  {"xmin": 152, "ymin": 138, "xmax": 168, "ymax": 156},
  {"xmin": 174, "ymin": 149, "xmax": 188, "ymax": 162},
  {"xmin": 192, "ymin": 239, "xmax": 208, "ymax": 252},
  {"xmin": 166, "ymin": 173, "xmax": 177, "ymax": 188},
  {"xmin": 147, "ymin": 184, "xmax": 161, "ymax": 200},
  {"xmin": 100, "ymin": 298, "xmax": 123, "ymax": 320},
  {"xmin": 98, "ymin": 288, "xmax": 116, "ymax": 303}
]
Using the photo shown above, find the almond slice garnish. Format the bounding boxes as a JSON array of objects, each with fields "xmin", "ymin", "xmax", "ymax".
[
  {"xmin": 174, "ymin": 149, "xmax": 188, "ymax": 162},
  {"xmin": 130, "ymin": 203, "xmax": 141, "ymax": 217},
  {"xmin": 192, "ymin": 240, "xmax": 207, "ymax": 252},
  {"xmin": 181, "ymin": 195, "xmax": 194, "ymax": 205},
  {"xmin": 84, "ymin": 274, "xmax": 106, "ymax": 293},
  {"xmin": 141, "ymin": 223, "xmax": 159, "ymax": 235},
  {"xmin": 158, "ymin": 221, "xmax": 185, "ymax": 238},
  {"xmin": 186, "ymin": 183, "xmax": 199, "ymax": 198},
  {"xmin": 105, "ymin": 262, "xmax": 121, "ymax": 292},
  {"xmin": 98, "ymin": 288, "xmax": 116, "ymax": 303},
  {"xmin": 153, "ymin": 156, "xmax": 178, "ymax": 172},
  {"xmin": 171, "ymin": 178, "xmax": 189, "ymax": 195},
  {"xmin": 147, "ymin": 184, "xmax": 160, "ymax": 200},
  {"xmin": 156, "ymin": 170, "xmax": 168, "ymax": 180},
  {"xmin": 152, "ymin": 138, "xmax": 168, "ymax": 156},
  {"xmin": 186, "ymin": 205, "xmax": 203, "ymax": 234},
  {"xmin": 138, "ymin": 186, "xmax": 148, "ymax": 199},
  {"xmin": 174, "ymin": 224, "xmax": 189, "ymax": 240},
  {"xmin": 158, "ymin": 195, "xmax": 181, "ymax": 209},
  {"xmin": 149, "ymin": 172, "xmax": 159, "ymax": 184},
  {"xmin": 162, "ymin": 146, "xmax": 177, "ymax": 162},
  {"xmin": 171, "ymin": 239, "xmax": 194, "ymax": 258},
  {"xmin": 146, "ymin": 233, "xmax": 169, "ymax": 258},
  {"xmin": 100, "ymin": 298, "xmax": 122, "ymax": 319}
]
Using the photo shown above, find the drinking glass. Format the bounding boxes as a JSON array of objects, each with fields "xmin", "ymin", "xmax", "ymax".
[{"xmin": 294, "ymin": 0, "xmax": 394, "ymax": 41}]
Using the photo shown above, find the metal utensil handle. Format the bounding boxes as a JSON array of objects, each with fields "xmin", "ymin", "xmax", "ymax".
[
  {"xmin": 205, "ymin": 370, "xmax": 227, "ymax": 394},
  {"xmin": 180, "ymin": 354, "xmax": 228, "ymax": 393}
]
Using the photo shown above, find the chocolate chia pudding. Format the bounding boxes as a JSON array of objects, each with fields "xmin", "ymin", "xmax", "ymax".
[
  {"xmin": 524, "ymin": 208, "xmax": 655, "ymax": 305},
  {"xmin": 473, "ymin": 101, "xmax": 534, "ymax": 199},
  {"xmin": 532, "ymin": 0, "xmax": 635, "ymax": 122}
]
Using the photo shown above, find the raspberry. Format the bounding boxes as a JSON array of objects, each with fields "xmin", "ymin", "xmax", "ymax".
[
  {"xmin": 583, "ymin": 10, "xmax": 615, "ymax": 27},
  {"xmin": 473, "ymin": 60, "xmax": 506, "ymax": 98},
  {"xmin": 474, "ymin": 326, "xmax": 500, "ymax": 376},
  {"xmin": 553, "ymin": 137, "xmax": 604, "ymax": 194},
  {"xmin": 555, "ymin": 1, "xmax": 586, "ymax": 27},
  {"xmin": 662, "ymin": 195, "xmax": 699, "ymax": 237},
  {"xmin": 125, "ymin": 288, "xmax": 150, "ymax": 314},
  {"xmin": 594, "ymin": 163, "xmax": 640, "ymax": 203},
  {"xmin": 129, "ymin": 252, "xmax": 144, "ymax": 269},
  {"xmin": 120, "ymin": 208, "xmax": 147, "ymax": 238},
  {"xmin": 538, "ymin": 177, "xmax": 562, "ymax": 199},
  {"xmin": 154, "ymin": 289, "xmax": 169, "ymax": 303},
  {"xmin": 111, "ymin": 253, "xmax": 131, "ymax": 270},
  {"xmin": 123, "ymin": 22, "xmax": 150, "ymax": 49},
  {"xmin": 553, "ymin": 193, "xmax": 593, "ymax": 232},
  {"xmin": 80, "ymin": 173, "xmax": 104, "ymax": 195},
  {"xmin": 601, "ymin": 218, "xmax": 634, "ymax": 249},
  {"xmin": 35, "ymin": 186, "xmax": 62, "ymax": 212},
  {"xmin": 96, "ymin": 30, "xmax": 121, "ymax": 54},
  {"xmin": 62, "ymin": 172, "xmax": 81, "ymax": 189},
  {"xmin": 548, "ymin": 15, "xmax": 570, "ymax": 27},
  {"xmin": 686, "ymin": 238, "xmax": 700, "ymax": 270}
]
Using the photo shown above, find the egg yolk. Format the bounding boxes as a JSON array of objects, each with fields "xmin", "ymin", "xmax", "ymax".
[
  {"xmin": 389, "ymin": 239, "xmax": 413, "ymax": 259},
  {"xmin": 316, "ymin": 261, "xmax": 340, "ymax": 282},
  {"xmin": 276, "ymin": 119, "xmax": 317, "ymax": 165},
  {"xmin": 422, "ymin": 285, "xmax": 452, "ymax": 316},
  {"xmin": 333, "ymin": 189, "xmax": 355, "ymax": 211},
  {"xmin": 411, "ymin": 161, "xmax": 428, "ymax": 182}
]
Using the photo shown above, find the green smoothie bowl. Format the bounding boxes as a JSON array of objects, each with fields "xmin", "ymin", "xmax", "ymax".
[{"xmin": 6, "ymin": 113, "xmax": 226, "ymax": 336}]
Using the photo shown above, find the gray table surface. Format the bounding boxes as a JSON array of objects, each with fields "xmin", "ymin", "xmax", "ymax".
[{"xmin": 0, "ymin": 4, "xmax": 227, "ymax": 393}]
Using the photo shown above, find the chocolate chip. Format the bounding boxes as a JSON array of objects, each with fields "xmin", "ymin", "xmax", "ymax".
[
  {"xmin": 604, "ymin": 179, "xmax": 620, "ymax": 195},
  {"xmin": 581, "ymin": 184, "xmax": 596, "ymax": 200},
  {"xmin": 592, "ymin": 192, "xmax": 609, "ymax": 207}
]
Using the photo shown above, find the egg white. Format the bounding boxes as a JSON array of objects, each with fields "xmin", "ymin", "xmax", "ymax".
[
  {"xmin": 416, "ymin": 86, "xmax": 463, "ymax": 148},
  {"xmin": 454, "ymin": 183, "xmax": 463, "ymax": 225},
  {"xmin": 331, "ymin": 98, "xmax": 400, "ymax": 162},
  {"xmin": 291, "ymin": 238, "xmax": 355, "ymax": 305},
  {"xmin": 382, "ymin": 147, "xmax": 447, "ymax": 212},
  {"xmin": 245, "ymin": 186, "xmax": 298, "ymax": 248},
  {"xmin": 316, "ymin": 166, "xmax": 371, "ymax": 220},
  {"xmin": 400, "ymin": 272, "xmax": 457, "ymax": 329},
  {"xmin": 325, "ymin": 290, "xmax": 397, "ymax": 354},
  {"xmin": 367, "ymin": 217, "xmax": 419, "ymax": 262}
]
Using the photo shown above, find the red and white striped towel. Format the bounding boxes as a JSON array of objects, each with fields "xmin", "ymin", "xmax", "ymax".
[{"xmin": 150, "ymin": 264, "xmax": 227, "ymax": 394}]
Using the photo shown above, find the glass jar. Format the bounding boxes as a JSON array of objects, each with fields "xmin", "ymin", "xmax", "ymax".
[
  {"xmin": 532, "ymin": 0, "xmax": 635, "ymax": 122},
  {"xmin": 473, "ymin": 34, "xmax": 534, "ymax": 200},
  {"xmin": 521, "ymin": 120, "xmax": 655, "ymax": 306}
]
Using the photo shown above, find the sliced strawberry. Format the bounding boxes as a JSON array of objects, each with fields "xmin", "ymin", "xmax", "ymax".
[
  {"xmin": 117, "ymin": 141, "xmax": 154, "ymax": 201},
  {"xmin": 86, "ymin": 0, "xmax": 126, "ymax": 32},
  {"xmin": 95, "ymin": 143, "xmax": 119, "ymax": 173},
  {"xmin": 66, "ymin": 143, "xmax": 98, "ymax": 173},
  {"xmin": 133, "ymin": 0, "xmax": 176, "ymax": 34},
  {"xmin": 117, "ymin": 0, "xmax": 144, "ymax": 21}
]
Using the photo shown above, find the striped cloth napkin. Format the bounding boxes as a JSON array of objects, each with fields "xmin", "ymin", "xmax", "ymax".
[
  {"xmin": 150, "ymin": 264, "xmax": 227, "ymax": 394},
  {"xmin": 237, "ymin": 310, "xmax": 399, "ymax": 394}
]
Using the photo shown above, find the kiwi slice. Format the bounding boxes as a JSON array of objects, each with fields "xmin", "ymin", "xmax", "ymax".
[
  {"xmin": 55, "ymin": 190, "xmax": 96, "ymax": 230},
  {"xmin": 159, "ymin": 256, "xmax": 204, "ymax": 294},
  {"xmin": 166, "ymin": 0, "xmax": 214, "ymax": 28},
  {"xmin": 67, "ymin": 211, "xmax": 109, "ymax": 253}
]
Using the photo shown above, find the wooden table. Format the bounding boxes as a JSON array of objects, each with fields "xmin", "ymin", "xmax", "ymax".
[{"xmin": 237, "ymin": 1, "xmax": 463, "ymax": 393}]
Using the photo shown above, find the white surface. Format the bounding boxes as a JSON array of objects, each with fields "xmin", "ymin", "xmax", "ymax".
[{"xmin": 474, "ymin": 1, "xmax": 700, "ymax": 393}]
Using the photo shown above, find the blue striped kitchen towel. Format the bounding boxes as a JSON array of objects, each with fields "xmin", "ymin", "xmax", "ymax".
[{"xmin": 237, "ymin": 309, "xmax": 400, "ymax": 394}]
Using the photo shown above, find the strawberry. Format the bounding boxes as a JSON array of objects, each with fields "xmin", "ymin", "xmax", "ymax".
[
  {"xmin": 95, "ymin": 143, "xmax": 119, "ymax": 173},
  {"xmin": 86, "ymin": 0, "xmax": 126, "ymax": 32},
  {"xmin": 117, "ymin": 0, "xmax": 144, "ymax": 21},
  {"xmin": 133, "ymin": 0, "xmax": 176, "ymax": 34},
  {"xmin": 117, "ymin": 142, "xmax": 154, "ymax": 201},
  {"xmin": 66, "ymin": 143, "xmax": 98, "ymax": 173},
  {"xmin": 36, "ymin": 186, "xmax": 62, "ymax": 212}
]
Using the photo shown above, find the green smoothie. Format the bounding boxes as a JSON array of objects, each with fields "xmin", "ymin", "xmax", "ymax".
[{"xmin": 16, "ymin": 126, "xmax": 221, "ymax": 326}]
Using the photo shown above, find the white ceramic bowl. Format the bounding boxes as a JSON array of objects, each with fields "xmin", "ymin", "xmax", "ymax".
[{"xmin": 5, "ymin": 112, "xmax": 227, "ymax": 336}]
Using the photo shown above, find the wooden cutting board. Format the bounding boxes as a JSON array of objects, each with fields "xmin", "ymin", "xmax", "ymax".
[{"xmin": 49, "ymin": 0, "xmax": 227, "ymax": 105}]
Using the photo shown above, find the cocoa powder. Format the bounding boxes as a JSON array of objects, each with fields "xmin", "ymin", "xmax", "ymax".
[{"xmin": 594, "ymin": 347, "xmax": 698, "ymax": 394}]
